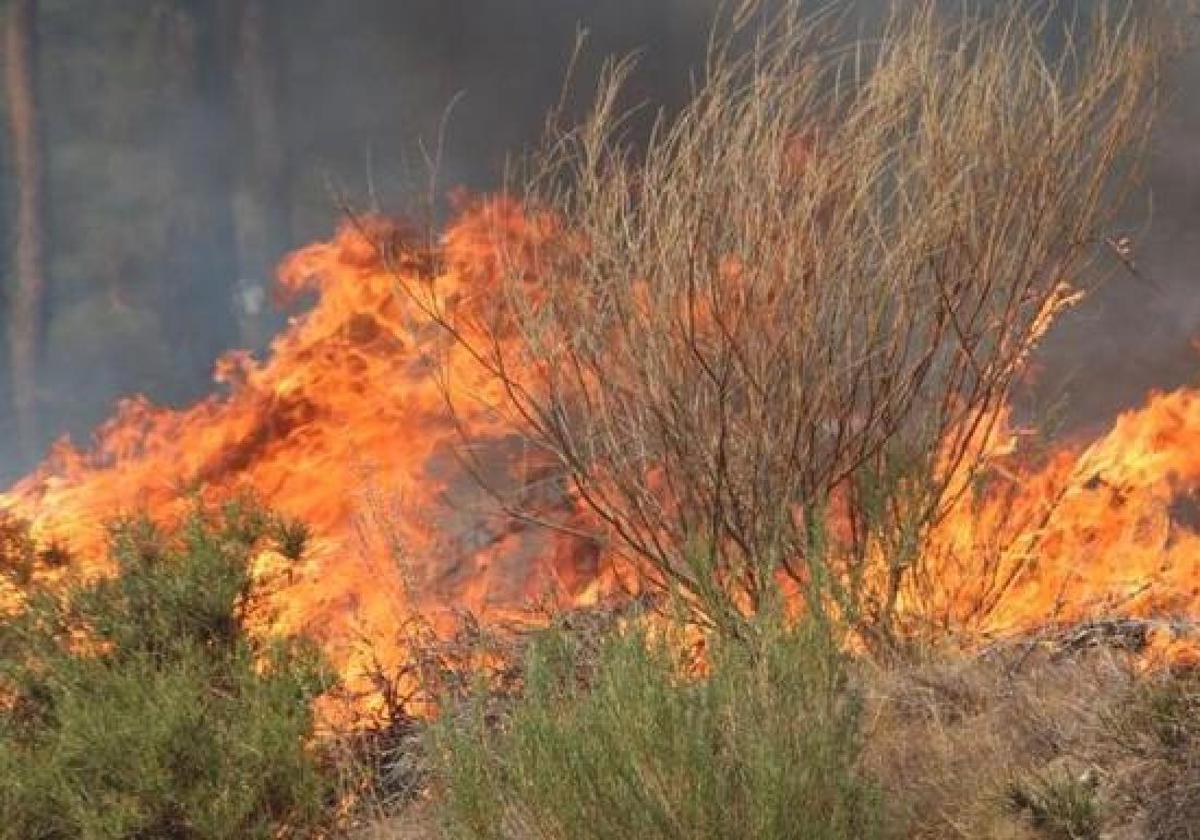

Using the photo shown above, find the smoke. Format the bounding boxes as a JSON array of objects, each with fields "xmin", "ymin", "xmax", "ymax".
[
  {"xmin": 3, "ymin": 0, "xmax": 719, "ymax": 482},
  {"xmin": 3, "ymin": 0, "xmax": 1198, "ymax": 482},
  {"xmin": 1030, "ymin": 42, "xmax": 1200, "ymax": 434}
]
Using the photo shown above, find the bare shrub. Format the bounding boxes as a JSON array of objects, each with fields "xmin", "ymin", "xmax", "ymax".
[{"xmin": 390, "ymin": 0, "xmax": 1165, "ymax": 641}]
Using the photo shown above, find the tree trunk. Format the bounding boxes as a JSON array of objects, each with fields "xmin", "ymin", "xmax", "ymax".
[
  {"xmin": 161, "ymin": 0, "xmax": 240, "ymax": 389},
  {"xmin": 4, "ymin": 0, "xmax": 45, "ymax": 459},
  {"xmin": 229, "ymin": 0, "xmax": 290, "ymax": 350}
]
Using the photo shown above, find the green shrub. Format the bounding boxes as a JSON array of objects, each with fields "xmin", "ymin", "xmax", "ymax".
[
  {"xmin": 428, "ymin": 614, "xmax": 884, "ymax": 840},
  {"xmin": 0, "ymin": 502, "xmax": 335, "ymax": 839},
  {"xmin": 1007, "ymin": 770, "xmax": 1103, "ymax": 840}
]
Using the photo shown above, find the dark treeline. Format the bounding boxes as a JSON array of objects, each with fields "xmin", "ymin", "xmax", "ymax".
[{"xmin": 1, "ymin": 0, "xmax": 1199, "ymax": 483}]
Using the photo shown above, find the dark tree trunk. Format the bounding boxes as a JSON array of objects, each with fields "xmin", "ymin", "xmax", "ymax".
[
  {"xmin": 229, "ymin": 0, "xmax": 290, "ymax": 350},
  {"xmin": 5, "ymin": 0, "xmax": 45, "ymax": 459},
  {"xmin": 161, "ymin": 0, "xmax": 240, "ymax": 392}
]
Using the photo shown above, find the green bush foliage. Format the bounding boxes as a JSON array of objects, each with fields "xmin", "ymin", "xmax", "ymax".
[
  {"xmin": 1007, "ymin": 770, "xmax": 1103, "ymax": 840},
  {"xmin": 428, "ymin": 614, "xmax": 884, "ymax": 840},
  {"xmin": 0, "ymin": 502, "xmax": 335, "ymax": 839}
]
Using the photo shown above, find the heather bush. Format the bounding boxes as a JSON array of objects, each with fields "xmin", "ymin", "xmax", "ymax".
[{"xmin": 0, "ymin": 502, "xmax": 335, "ymax": 839}]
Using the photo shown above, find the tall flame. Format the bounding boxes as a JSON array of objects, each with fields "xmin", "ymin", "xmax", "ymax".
[{"xmin": 0, "ymin": 200, "xmax": 608, "ymax": 697}]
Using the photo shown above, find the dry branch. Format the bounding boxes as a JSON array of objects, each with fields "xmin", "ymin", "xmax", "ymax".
[{"xmin": 387, "ymin": 0, "xmax": 1167, "ymax": 642}]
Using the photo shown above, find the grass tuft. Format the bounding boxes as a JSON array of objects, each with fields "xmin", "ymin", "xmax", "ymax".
[{"xmin": 1007, "ymin": 770, "xmax": 1103, "ymax": 840}]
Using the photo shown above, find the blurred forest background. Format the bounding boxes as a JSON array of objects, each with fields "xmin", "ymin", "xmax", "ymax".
[{"xmin": 0, "ymin": 0, "xmax": 1198, "ymax": 484}]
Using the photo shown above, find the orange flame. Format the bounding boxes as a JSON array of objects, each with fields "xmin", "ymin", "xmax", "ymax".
[
  {"xmin": 0, "ymin": 200, "xmax": 610, "ymax": 703},
  {"xmin": 917, "ymin": 390, "xmax": 1200, "ymax": 659}
]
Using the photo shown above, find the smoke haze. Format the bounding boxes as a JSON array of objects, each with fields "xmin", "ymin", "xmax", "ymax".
[{"xmin": 0, "ymin": 0, "xmax": 1197, "ymax": 480}]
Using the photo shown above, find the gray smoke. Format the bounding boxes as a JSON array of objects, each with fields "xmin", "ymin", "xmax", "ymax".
[{"xmin": 1, "ymin": 0, "xmax": 1197, "ymax": 483}]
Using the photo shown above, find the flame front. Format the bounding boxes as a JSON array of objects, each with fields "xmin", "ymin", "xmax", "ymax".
[
  {"xmin": 922, "ymin": 390, "xmax": 1200, "ymax": 646},
  {"xmin": 0, "ymin": 200, "xmax": 609, "ymax": 699},
  {"xmin": 3, "ymin": 198, "xmax": 1200, "ymax": 696}
]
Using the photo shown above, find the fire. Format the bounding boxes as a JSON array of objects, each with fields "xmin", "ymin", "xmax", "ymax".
[
  {"xmin": 3, "ymin": 196, "xmax": 1199, "ymax": 699},
  {"xmin": 0, "ymin": 199, "xmax": 610, "ymax": 702},
  {"xmin": 917, "ymin": 389, "xmax": 1200, "ymax": 651}
]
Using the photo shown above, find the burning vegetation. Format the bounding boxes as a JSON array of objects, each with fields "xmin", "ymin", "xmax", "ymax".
[{"xmin": 2, "ymin": 1, "xmax": 1199, "ymax": 838}]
